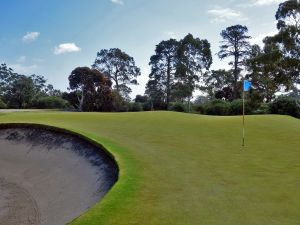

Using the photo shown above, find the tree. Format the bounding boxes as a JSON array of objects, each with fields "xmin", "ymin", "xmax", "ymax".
[
  {"xmin": 175, "ymin": 34, "xmax": 212, "ymax": 111},
  {"xmin": 218, "ymin": 25, "xmax": 251, "ymax": 99},
  {"xmin": 201, "ymin": 69, "xmax": 234, "ymax": 100},
  {"xmin": 145, "ymin": 79, "xmax": 166, "ymax": 110},
  {"xmin": 8, "ymin": 75, "xmax": 35, "ymax": 108},
  {"xmin": 146, "ymin": 39, "xmax": 179, "ymax": 109},
  {"xmin": 93, "ymin": 48, "xmax": 141, "ymax": 99},
  {"xmin": 246, "ymin": 44, "xmax": 284, "ymax": 102},
  {"xmin": 265, "ymin": 0, "xmax": 300, "ymax": 88},
  {"xmin": 0, "ymin": 63, "xmax": 18, "ymax": 97},
  {"xmin": 68, "ymin": 67, "xmax": 113, "ymax": 112}
]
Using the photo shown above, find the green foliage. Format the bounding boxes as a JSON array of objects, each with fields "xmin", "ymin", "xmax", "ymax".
[
  {"xmin": 33, "ymin": 96, "xmax": 70, "ymax": 109},
  {"xmin": 204, "ymin": 99, "xmax": 231, "ymax": 115},
  {"xmin": 129, "ymin": 102, "xmax": 143, "ymax": 112},
  {"xmin": 252, "ymin": 103, "xmax": 270, "ymax": 115},
  {"xmin": 93, "ymin": 48, "xmax": 141, "ymax": 98},
  {"xmin": 170, "ymin": 102, "xmax": 186, "ymax": 112},
  {"xmin": 0, "ymin": 98, "xmax": 7, "ymax": 109},
  {"xmin": 218, "ymin": 25, "xmax": 251, "ymax": 99},
  {"xmin": 142, "ymin": 101, "xmax": 153, "ymax": 111},
  {"xmin": 230, "ymin": 99, "xmax": 252, "ymax": 115},
  {"xmin": 146, "ymin": 34, "xmax": 212, "ymax": 109},
  {"xmin": 68, "ymin": 67, "xmax": 114, "ymax": 112},
  {"xmin": 265, "ymin": 0, "xmax": 300, "ymax": 88},
  {"xmin": 269, "ymin": 96, "xmax": 300, "ymax": 118},
  {"xmin": 201, "ymin": 70, "xmax": 234, "ymax": 99}
]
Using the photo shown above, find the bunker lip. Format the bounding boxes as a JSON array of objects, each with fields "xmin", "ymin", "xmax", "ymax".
[{"xmin": 0, "ymin": 123, "xmax": 119, "ymax": 225}]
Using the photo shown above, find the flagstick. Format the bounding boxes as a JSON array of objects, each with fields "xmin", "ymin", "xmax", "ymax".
[{"xmin": 242, "ymin": 90, "xmax": 245, "ymax": 147}]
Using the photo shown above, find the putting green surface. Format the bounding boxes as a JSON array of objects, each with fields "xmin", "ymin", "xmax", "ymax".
[{"xmin": 0, "ymin": 111, "xmax": 299, "ymax": 225}]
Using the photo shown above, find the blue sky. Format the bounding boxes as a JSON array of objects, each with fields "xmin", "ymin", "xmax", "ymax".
[{"xmin": 0, "ymin": 0, "xmax": 283, "ymax": 97}]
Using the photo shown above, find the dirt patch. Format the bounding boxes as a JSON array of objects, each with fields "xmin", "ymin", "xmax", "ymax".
[{"xmin": 0, "ymin": 126, "xmax": 118, "ymax": 225}]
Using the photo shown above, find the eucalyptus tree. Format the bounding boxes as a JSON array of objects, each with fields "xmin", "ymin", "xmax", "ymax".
[
  {"xmin": 93, "ymin": 48, "xmax": 141, "ymax": 99},
  {"xmin": 200, "ymin": 69, "xmax": 234, "ymax": 100},
  {"xmin": 146, "ymin": 39, "xmax": 179, "ymax": 109},
  {"xmin": 265, "ymin": 0, "xmax": 300, "ymax": 87},
  {"xmin": 68, "ymin": 67, "xmax": 113, "ymax": 112},
  {"xmin": 246, "ymin": 44, "xmax": 284, "ymax": 102},
  {"xmin": 176, "ymin": 34, "xmax": 212, "ymax": 111},
  {"xmin": 218, "ymin": 25, "xmax": 251, "ymax": 99}
]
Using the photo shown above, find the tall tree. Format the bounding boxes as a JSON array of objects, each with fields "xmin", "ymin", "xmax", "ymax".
[
  {"xmin": 200, "ymin": 69, "xmax": 234, "ymax": 100},
  {"xmin": 146, "ymin": 39, "xmax": 179, "ymax": 109},
  {"xmin": 176, "ymin": 34, "xmax": 212, "ymax": 110},
  {"xmin": 0, "ymin": 63, "xmax": 17, "ymax": 97},
  {"xmin": 93, "ymin": 48, "xmax": 141, "ymax": 99},
  {"xmin": 246, "ymin": 44, "xmax": 284, "ymax": 102},
  {"xmin": 68, "ymin": 67, "xmax": 112, "ymax": 112},
  {"xmin": 8, "ymin": 75, "xmax": 35, "ymax": 109},
  {"xmin": 265, "ymin": 0, "xmax": 300, "ymax": 88},
  {"xmin": 218, "ymin": 25, "xmax": 251, "ymax": 99}
]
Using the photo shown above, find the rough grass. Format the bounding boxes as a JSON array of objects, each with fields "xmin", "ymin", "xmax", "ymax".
[{"xmin": 0, "ymin": 111, "xmax": 299, "ymax": 225}]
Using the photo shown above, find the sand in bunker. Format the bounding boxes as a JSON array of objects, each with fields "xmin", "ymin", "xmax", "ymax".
[{"xmin": 0, "ymin": 127, "xmax": 118, "ymax": 225}]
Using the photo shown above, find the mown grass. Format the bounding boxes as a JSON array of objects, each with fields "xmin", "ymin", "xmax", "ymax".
[{"xmin": 0, "ymin": 111, "xmax": 299, "ymax": 225}]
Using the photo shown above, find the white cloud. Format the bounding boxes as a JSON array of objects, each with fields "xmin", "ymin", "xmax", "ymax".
[
  {"xmin": 165, "ymin": 31, "xmax": 177, "ymax": 39},
  {"xmin": 238, "ymin": 0, "xmax": 282, "ymax": 7},
  {"xmin": 251, "ymin": 31, "xmax": 277, "ymax": 46},
  {"xmin": 22, "ymin": 32, "xmax": 40, "ymax": 43},
  {"xmin": 110, "ymin": 0, "xmax": 124, "ymax": 5},
  {"xmin": 54, "ymin": 43, "xmax": 81, "ymax": 55},
  {"xmin": 251, "ymin": 0, "xmax": 282, "ymax": 6},
  {"xmin": 9, "ymin": 64, "xmax": 38, "ymax": 74},
  {"xmin": 17, "ymin": 56, "xmax": 26, "ymax": 63},
  {"xmin": 207, "ymin": 8, "xmax": 248, "ymax": 23}
]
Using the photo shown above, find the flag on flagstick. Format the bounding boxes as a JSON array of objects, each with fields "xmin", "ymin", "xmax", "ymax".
[
  {"xmin": 244, "ymin": 80, "xmax": 252, "ymax": 92},
  {"xmin": 242, "ymin": 80, "xmax": 251, "ymax": 147}
]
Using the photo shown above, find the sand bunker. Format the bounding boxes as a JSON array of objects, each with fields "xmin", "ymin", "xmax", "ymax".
[{"xmin": 0, "ymin": 125, "xmax": 118, "ymax": 225}]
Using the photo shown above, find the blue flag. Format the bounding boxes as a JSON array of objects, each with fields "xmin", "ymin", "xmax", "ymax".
[{"xmin": 243, "ymin": 80, "xmax": 252, "ymax": 92}]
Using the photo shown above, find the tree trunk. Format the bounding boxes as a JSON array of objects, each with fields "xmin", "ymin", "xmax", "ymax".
[
  {"xmin": 187, "ymin": 96, "xmax": 191, "ymax": 113},
  {"xmin": 233, "ymin": 52, "xmax": 239, "ymax": 100},
  {"xmin": 115, "ymin": 74, "xmax": 119, "ymax": 94},
  {"xmin": 166, "ymin": 58, "xmax": 171, "ymax": 109},
  {"xmin": 79, "ymin": 89, "xmax": 84, "ymax": 112}
]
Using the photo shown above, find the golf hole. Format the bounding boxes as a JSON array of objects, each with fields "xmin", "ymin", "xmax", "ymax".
[{"xmin": 0, "ymin": 124, "xmax": 119, "ymax": 225}]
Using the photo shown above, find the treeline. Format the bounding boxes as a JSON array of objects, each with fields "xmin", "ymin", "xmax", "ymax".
[
  {"xmin": 0, "ymin": 0, "xmax": 299, "ymax": 118},
  {"xmin": 0, "ymin": 63, "xmax": 68, "ymax": 109}
]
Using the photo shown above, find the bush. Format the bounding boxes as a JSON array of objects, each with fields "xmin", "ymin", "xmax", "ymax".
[
  {"xmin": 129, "ymin": 102, "xmax": 143, "ymax": 112},
  {"xmin": 204, "ymin": 100, "xmax": 230, "ymax": 115},
  {"xmin": 142, "ymin": 101, "xmax": 153, "ymax": 111},
  {"xmin": 252, "ymin": 103, "xmax": 269, "ymax": 115},
  {"xmin": 193, "ymin": 104, "xmax": 205, "ymax": 114},
  {"xmin": 0, "ymin": 99, "xmax": 7, "ymax": 109},
  {"xmin": 170, "ymin": 102, "xmax": 186, "ymax": 112},
  {"xmin": 230, "ymin": 99, "xmax": 252, "ymax": 115},
  {"xmin": 34, "ymin": 96, "xmax": 70, "ymax": 109},
  {"xmin": 269, "ymin": 97, "xmax": 300, "ymax": 118}
]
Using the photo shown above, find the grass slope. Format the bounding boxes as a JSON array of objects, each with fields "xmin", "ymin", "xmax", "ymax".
[{"xmin": 0, "ymin": 111, "xmax": 299, "ymax": 225}]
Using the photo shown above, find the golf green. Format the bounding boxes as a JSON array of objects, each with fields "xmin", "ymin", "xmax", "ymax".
[{"xmin": 0, "ymin": 111, "xmax": 299, "ymax": 225}]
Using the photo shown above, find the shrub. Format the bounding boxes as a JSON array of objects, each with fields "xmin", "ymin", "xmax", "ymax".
[
  {"xmin": 230, "ymin": 99, "xmax": 252, "ymax": 115},
  {"xmin": 252, "ymin": 103, "xmax": 269, "ymax": 115},
  {"xmin": 34, "ymin": 96, "xmax": 70, "ymax": 109},
  {"xmin": 193, "ymin": 104, "xmax": 205, "ymax": 114},
  {"xmin": 269, "ymin": 97, "xmax": 300, "ymax": 118},
  {"xmin": 170, "ymin": 102, "xmax": 186, "ymax": 112},
  {"xmin": 130, "ymin": 102, "xmax": 143, "ymax": 112},
  {"xmin": 0, "ymin": 99, "xmax": 7, "ymax": 109},
  {"xmin": 142, "ymin": 101, "xmax": 153, "ymax": 111},
  {"xmin": 204, "ymin": 100, "xmax": 230, "ymax": 115}
]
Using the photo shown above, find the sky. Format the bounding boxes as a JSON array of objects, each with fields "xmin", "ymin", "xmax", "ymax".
[{"xmin": 0, "ymin": 0, "xmax": 284, "ymax": 98}]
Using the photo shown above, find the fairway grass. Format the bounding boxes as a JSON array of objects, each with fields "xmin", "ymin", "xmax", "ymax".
[{"xmin": 0, "ymin": 111, "xmax": 299, "ymax": 225}]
